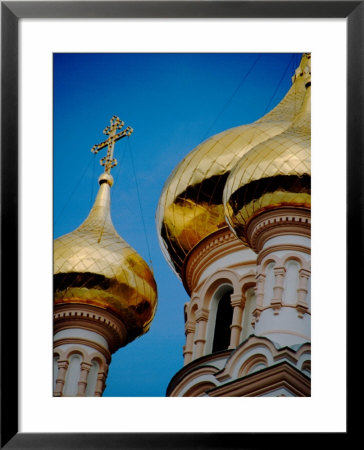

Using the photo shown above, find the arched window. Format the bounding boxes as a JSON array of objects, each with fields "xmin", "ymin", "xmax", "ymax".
[
  {"xmin": 53, "ymin": 355, "xmax": 59, "ymax": 393},
  {"xmin": 283, "ymin": 260, "xmax": 300, "ymax": 305},
  {"xmin": 241, "ymin": 287, "xmax": 256, "ymax": 342},
  {"xmin": 85, "ymin": 360, "xmax": 99, "ymax": 397},
  {"xmin": 212, "ymin": 288, "xmax": 233, "ymax": 353},
  {"xmin": 63, "ymin": 354, "xmax": 82, "ymax": 396},
  {"xmin": 263, "ymin": 262, "xmax": 275, "ymax": 306},
  {"xmin": 306, "ymin": 274, "xmax": 311, "ymax": 308}
]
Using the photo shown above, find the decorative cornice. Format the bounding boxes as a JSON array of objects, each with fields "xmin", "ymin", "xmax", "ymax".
[
  {"xmin": 246, "ymin": 207, "xmax": 311, "ymax": 253},
  {"xmin": 167, "ymin": 336, "xmax": 311, "ymax": 397},
  {"xmin": 53, "ymin": 304, "xmax": 127, "ymax": 353},
  {"xmin": 259, "ymin": 329, "xmax": 311, "ymax": 341},
  {"xmin": 206, "ymin": 362, "xmax": 311, "ymax": 397},
  {"xmin": 182, "ymin": 226, "xmax": 255, "ymax": 295},
  {"xmin": 169, "ymin": 366, "xmax": 219, "ymax": 397},
  {"xmin": 253, "ymin": 303, "xmax": 311, "ymax": 320},
  {"xmin": 54, "ymin": 337, "xmax": 111, "ymax": 364},
  {"xmin": 166, "ymin": 350, "xmax": 233, "ymax": 396},
  {"xmin": 257, "ymin": 243, "xmax": 311, "ymax": 265}
]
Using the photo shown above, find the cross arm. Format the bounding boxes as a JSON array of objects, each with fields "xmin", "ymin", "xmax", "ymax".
[
  {"xmin": 113, "ymin": 126, "xmax": 133, "ymax": 142},
  {"xmin": 91, "ymin": 140, "xmax": 109, "ymax": 154}
]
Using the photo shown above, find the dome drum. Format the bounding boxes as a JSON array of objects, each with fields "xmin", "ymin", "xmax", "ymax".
[
  {"xmin": 54, "ymin": 302, "xmax": 129, "ymax": 354},
  {"xmin": 244, "ymin": 206, "xmax": 311, "ymax": 253}
]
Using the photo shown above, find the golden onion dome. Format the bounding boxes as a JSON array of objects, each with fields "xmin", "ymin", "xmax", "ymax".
[
  {"xmin": 54, "ymin": 123, "xmax": 157, "ymax": 343},
  {"xmin": 156, "ymin": 54, "xmax": 310, "ymax": 278},
  {"xmin": 223, "ymin": 56, "xmax": 311, "ymax": 245}
]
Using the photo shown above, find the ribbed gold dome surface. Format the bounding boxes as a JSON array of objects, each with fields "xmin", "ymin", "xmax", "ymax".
[
  {"xmin": 156, "ymin": 54, "xmax": 310, "ymax": 277},
  {"xmin": 54, "ymin": 174, "xmax": 158, "ymax": 341},
  {"xmin": 223, "ymin": 56, "xmax": 311, "ymax": 244}
]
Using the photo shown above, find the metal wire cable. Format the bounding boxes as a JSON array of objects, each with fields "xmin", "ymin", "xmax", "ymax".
[
  {"xmin": 200, "ymin": 54, "xmax": 262, "ymax": 142},
  {"xmin": 54, "ymin": 152, "xmax": 94, "ymax": 226},
  {"xmin": 262, "ymin": 54, "xmax": 295, "ymax": 115},
  {"xmin": 127, "ymin": 137, "xmax": 154, "ymax": 269}
]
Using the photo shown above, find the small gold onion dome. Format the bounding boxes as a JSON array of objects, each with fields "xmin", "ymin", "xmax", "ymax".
[
  {"xmin": 156, "ymin": 54, "xmax": 310, "ymax": 278},
  {"xmin": 54, "ymin": 172, "xmax": 158, "ymax": 343},
  {"xmin": 223, "ymin": 55, "xmax": 311, "ymax": 245}
]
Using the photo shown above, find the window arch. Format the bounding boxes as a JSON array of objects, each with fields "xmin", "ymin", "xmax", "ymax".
[
  {"xmin": 283, "ymin": 260, "xmax": 300, "ymax": 305},
  {"xmin": 241, "ymin": 287, "xmax": 256, "ymax": 342},
  {"xmin": 204, "ymin": 284, "xmax": 233, "ymax": 354},
  {"xmin": 263, "ymin": 262, "xmax": 275, "ymax": 306},
  {"xmin": 53, "ymin": 354, "xmax": 60, "ymax": 393},
  {"xmin": 305, "ymin": 273, "xmax": 311, "ymax": 308},
  {"xmin": 63, "ymin": 353, "xmax": 82, "ymax": 396},
  {"xmin": 85, "ymin": 359, "xmax": 100, "ymax": 396}
]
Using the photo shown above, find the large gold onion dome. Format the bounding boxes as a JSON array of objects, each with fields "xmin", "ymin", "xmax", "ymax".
[
  {"xmin": 54, "ymin": 164, "xmax": 157, "ymax": 344},
  {"xmin": 223, "ymin": 54, "xmax": 311, "ymax": 246},
  {"xmin": 156, "ymin": 54, "xmax": 309, "ymax": 278}
]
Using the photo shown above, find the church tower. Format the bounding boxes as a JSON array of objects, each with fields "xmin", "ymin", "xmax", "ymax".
[
  {"xmin": 156, "ymin": 54, "xmax": 311, "ymax": 397},
  {"xmin": 53, "ymin": 116, "xmax": 158, "ymax": 396}
]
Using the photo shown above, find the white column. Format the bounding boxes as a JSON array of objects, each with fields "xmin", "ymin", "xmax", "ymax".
[
  {"xmin": 194, "ymin": 309, "xmax": 209, "ymax": 358},
  {"xmin": 54, "ymin": 360, "xmax": 68, "ymax": 396},
  {"xmin": 229, "ymin": 294, "xmax": 244, "ymax": 349},
  {"xmin": 183, "ymin": 321, "xmax": 196, "ymax": 365},
  {"xmin": 77, "ymin": 362, "xmax": 92, "ymax": 396}
]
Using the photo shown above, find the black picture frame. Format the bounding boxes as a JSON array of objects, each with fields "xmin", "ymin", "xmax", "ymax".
[{"xmin": 1, "ymin": 1, "xmax": 359, "ymax": 448}]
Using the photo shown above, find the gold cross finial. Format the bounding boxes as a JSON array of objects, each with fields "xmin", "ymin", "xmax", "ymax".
[{"xmin": 91, "ymin": 115, "xmax": 133, "ymax": 174}]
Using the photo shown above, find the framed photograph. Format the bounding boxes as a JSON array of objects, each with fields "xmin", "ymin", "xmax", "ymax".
[{"xmin": 1, "ymin": 1, "xmax": 359, "ymax": 448}]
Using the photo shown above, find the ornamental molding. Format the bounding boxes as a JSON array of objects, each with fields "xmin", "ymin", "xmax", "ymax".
[
  {"xmin": 182, "ymin": 226, "xmax": 256, "ymax": 294},
  {"xmin": 257, "ymin": 244, "xmax": 311, "ymax": 266},
  {"xmin": 166, "ymin": 350, "xmax": 233, "ymax": 396},
  {"xmin": 246, "ymin": 207, "xmax": 311, "ymax": 253},
  {"xmin": 195, "ymin": 307, "xmax": 209, "ymax": 322},
  {"xmin": 53, "ymin": 337, "xmax": 111, "ymax": 364},
  {"xmin": 169, "ymin": 365, "xmax": 219, "ymax": 397},
  {"xmin": 253, "ymin": 303, "xmax": 311, "ymax": 321},
  {"xmin": 207, "ymin": 362, "xmax": 311, "ymax": 397},
  {"xmin": 167, "ymin": 337, "xmax": 311, "ymax": 397},
  {"xmin": 54, "ymin": 304, "xmax": 127, "ymax": 353}
]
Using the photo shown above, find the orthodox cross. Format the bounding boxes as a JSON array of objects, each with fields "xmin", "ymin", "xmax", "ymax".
[{"xmin": 91, "ymin": 115, "xmax": 133, "ymax": 173}]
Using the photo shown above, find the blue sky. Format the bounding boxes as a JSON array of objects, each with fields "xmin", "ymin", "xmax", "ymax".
[{"xmin": 53, "ymin": 52, "xmax": 301, "ymax": 396}]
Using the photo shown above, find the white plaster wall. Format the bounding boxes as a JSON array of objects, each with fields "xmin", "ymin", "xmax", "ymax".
[
  {"xmin": 255, "ymin": 308, "xmax": 310, "ymax": 347},
  {"xmin": 54, "ymin": 328, "xmax": 109, "ymax": 350},
  {"xmin": 234, "ymin": 263, "xmax": 257, "ymax": 279},
  {"xmin": 262, "ymin": 234, "xmax": 311, "ymax": 249},
  {"xmin": 199, "ymin": 247, "xmax": 256, "ymax": 282}
]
